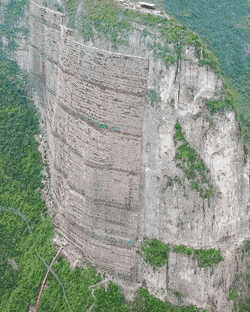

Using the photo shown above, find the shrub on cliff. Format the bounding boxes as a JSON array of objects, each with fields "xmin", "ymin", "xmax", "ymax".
[
  {"xmin": 131, "ymin": 287, "xmax": 208, "ymax": 312},
  {"xmin": 174, "ymin": 122, "xmax": 215, "ymax": 199},
  {"xmin": 139, "ymin": 238, "xmax": 170, "ymax": 268},
  {"xmin": 173, "ymin": 245, "xmax": 224, "ymax": 268}
]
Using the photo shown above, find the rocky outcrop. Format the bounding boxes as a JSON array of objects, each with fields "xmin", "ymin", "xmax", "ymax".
[
  {"xmin": 29, "ymin": 0, "xmax": 148, "ymax": 285},
  {"xmin": 3, "ymin": 0, "xmax": 250, "ymax": 310},
  {"xmin": 143, "ymin": 47, "xmax": 250, "ymax": 249}
]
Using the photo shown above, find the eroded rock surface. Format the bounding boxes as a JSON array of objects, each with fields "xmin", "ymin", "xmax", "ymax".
[{"xmin": 4, "ymin": 0, "xmax": 250, "ymax": 310}]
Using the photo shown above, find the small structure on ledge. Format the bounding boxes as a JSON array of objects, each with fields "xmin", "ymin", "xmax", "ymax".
[{"xmin": 138, "ymin": 2, "xmax": 156, "ymax": 10}]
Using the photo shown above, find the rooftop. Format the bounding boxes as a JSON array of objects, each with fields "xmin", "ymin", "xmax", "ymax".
[{"xmin": 138, "ymin": 2, "xmax": 156, "ymax": 9}]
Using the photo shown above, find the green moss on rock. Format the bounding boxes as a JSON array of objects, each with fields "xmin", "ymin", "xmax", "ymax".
[
  {"xmin": 132, "ymin": 287, "xmax": 208, "ymax": 311},
  {"xmin": 205, "ymin": 99, "xmax": 232, "ymax": 114},
  {"xmin": 139, "ymin": 238, "xmax": 170, "ymax": 267},
  {"xmin": 173, "ymin": 245, "xmax": 223, "ymax": 268},
  {"xmin": 174, "ymin": 122, "xmax": 215, "ymax": 198},
  {"xmin": 147, "ymin": 89, "xmax": 160, "ymax": 107},
  {"xmin": 139, "ymin": 239, "xmax": 223, "ymax": 269}
]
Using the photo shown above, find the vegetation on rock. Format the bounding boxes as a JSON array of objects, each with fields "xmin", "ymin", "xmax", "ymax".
[
  {"xmin": 0, "ymin": 0, "xmax": 29, "ymax": 52},
  {"xmin": 228, "ymin": 267, "xmax": 250, "ymax": 312},
  {"xmin": 0, "ymin": 0, "xmax": 249, "ymax": 310},
  {"xmin": 76, "ymin": 0, "xmax": 221, "ymax": 71},
  {"xmin": 72, "ymin": 0, "xmax": 249, "ymax": 153},
  {"xmin": 173, "ymin": 245, "xmax": 223, "ymax": 268},
  {"xmin": 139, "ymin": 238, "xmax": 170, "ymax": 267},
  {"xmin": 242, "ymin": 240, "xmax": 250, "ymax": 258},
  {"xmin": 140, "ymin": 238, "xmax": 223, "ymax": 269},
  {"xmin": 205, "ymin": 99, "xmax": 232, "ymax": 114},
  {"xmin": 131, "ymin": 287, "xmax": 208, "ymax": 312},
  {"xmin": 174, "ymin": 122, "xmax": 215, "ymax": 198},
  {"xmin": 147, "ymin": 89, "xmax": 160, "ymax": 107}
]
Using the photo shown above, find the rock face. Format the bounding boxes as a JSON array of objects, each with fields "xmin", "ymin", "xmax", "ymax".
[
  {"xmin": 144, "ymin": 54, "xmax": 250, "ymax": 249},
  {"xmin": 4, "ymin": 0, "xmax": 250, "ymax": 310},
  {"xmin": 29, "ymin": 0, "xmax": 148, "ymax": 284}
]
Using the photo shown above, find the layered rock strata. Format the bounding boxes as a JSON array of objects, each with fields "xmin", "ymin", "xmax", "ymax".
[{"xmin": 10, "ymin": 0, "xmax": 250, "ymax": 310}]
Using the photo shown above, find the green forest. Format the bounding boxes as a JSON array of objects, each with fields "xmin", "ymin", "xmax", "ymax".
[
  {"xmin": 164, "ymin": 0, "xmax": 250, "ymax": 151},
  {"xmin": 0, "ymin": 0, "xmax": 250, "ymax": 311}
]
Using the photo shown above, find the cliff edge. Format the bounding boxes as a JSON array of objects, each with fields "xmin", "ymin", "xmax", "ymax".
[{"xmin": 2, "ymin": 0, "xmax": 250, "ymax": 310}]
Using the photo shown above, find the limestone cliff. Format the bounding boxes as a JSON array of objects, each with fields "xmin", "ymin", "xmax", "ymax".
[{"xmin": 2, "ymin": 0, "xmax": 250, "ymax": 311}]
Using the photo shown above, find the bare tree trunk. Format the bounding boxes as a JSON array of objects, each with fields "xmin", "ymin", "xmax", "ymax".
[{"xmin": 35, "ymin": 247, "xmax": 63, "ymax": 312}]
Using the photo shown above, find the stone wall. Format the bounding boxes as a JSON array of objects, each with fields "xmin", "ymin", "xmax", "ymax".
[{"xmin": 30, "ymin": 0, "xmax": 149, "ymax": 282}]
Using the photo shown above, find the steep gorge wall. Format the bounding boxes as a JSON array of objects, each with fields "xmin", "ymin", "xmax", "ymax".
[
  {"xmin": 30, "ymin": 0, "xmax": 148, "ymax": 283},
  {"xmin": 143, "ymin": 51, "xmax": 250, "ymax": 248},
  {"xmin": 6, "ymin": 0, "xmax": 250, "ymax": 310},
  {"xmin": 140, "ymin": 44, "xmax": 250, "ymax": 310}
]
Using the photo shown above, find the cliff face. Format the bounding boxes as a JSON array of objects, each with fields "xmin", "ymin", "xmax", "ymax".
[
  {"xmin": 142, "ymin": 47, "xmax": 249, "ymax": 247},
  {"xmin": 29, "ymin": 0, "xmax": 147, "ymax": 287},
  {"xmin": 139, "ymin": 39, "xmax": 250, "ymax": 311},
  {"xmin": 3, "ymin": 0, "xmax": 250, "ymax": 310}
]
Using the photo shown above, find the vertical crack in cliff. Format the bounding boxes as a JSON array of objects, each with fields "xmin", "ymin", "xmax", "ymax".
[
  {"xmin": 202, "ymin": 198, "xmax": 205, "ymax": 219},
  {"xmin": 166, "ymin": 252, "xmax": 169, "ymax": 289},
  {"xmin": 210, "ymin": 197, "xmax": 216, "ymax": 229},
  {"xmin": 175, "ymin": 42, "xmax": 182, "ymax": 105}
]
